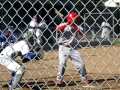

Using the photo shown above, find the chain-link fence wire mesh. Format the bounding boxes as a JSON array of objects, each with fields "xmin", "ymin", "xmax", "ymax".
[{"xmin": 0, "ymin": 0, "xmax": 120, "ymax": 90}]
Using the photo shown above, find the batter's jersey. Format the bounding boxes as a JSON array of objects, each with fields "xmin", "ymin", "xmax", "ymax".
[
  {"xmin": 0, "ymin": 40, "xmax": 30, "ymax": 57},
  {"xmin": 56, "ymin": 23, "xmax": 81, "ymax": 49}
]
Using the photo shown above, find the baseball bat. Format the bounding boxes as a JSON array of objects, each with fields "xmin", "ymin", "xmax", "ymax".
[{"xmin": 55, "ymin": 9, "xmax": 64, "ymax": 17}]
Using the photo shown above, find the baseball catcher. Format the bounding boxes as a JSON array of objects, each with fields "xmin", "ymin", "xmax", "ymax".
[
  {"xmin": 0, "ymin": 39, "xmax": 33, "ymax": 90},
  {"xmin": 55, "ymin": 11, "xmax": 90, "ymax": 85},
  {"xmin": 0, "ymin": 26, "xmax": 39, "ymax": 89}
]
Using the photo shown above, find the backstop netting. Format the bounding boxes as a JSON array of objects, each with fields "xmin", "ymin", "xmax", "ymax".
[{"xmin": 0, "ymin": 0, "xmax": 120, "ymax": 90}]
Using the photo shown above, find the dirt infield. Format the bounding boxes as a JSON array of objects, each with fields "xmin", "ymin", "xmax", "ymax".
[{"xmin": 0, "ymin": 46, "xmax": 120, "ymax": 90}]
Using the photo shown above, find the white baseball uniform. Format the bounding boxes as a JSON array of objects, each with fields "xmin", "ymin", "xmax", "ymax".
[
  {"xmin": 27, "ymin": 17, "xmax": 46, "ymax": 45},
  {"xmin": 29, "ymin": 17, "xmax": 37, "ymax": 33},
  {"xmin": 56, "ymin": 23, "xmax": 87, "ymax": 81},
  {"xmin": 101, "ymin": 22, "xmax": 111, "ymax": 40},
  {"xmin": 0, "ymin": 40, "xmax": 29, "ymax": 71},
  {"xmin": 0, "ymin": 40, "xmax": 30, "ymax": 89},
  {"xmin": 35, "ymin": 21, "xmax": 46, "ymax": 45}
]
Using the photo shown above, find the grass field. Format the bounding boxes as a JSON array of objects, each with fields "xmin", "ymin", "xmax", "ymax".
[{"xmin": 0, "ymin": 46, "xmax": 120, "ymax": 90}]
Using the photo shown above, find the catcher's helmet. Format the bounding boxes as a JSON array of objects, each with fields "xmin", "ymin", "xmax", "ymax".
[{"xmin": 66, "ymin": 11, "xmax": 79, "ymax": 24}]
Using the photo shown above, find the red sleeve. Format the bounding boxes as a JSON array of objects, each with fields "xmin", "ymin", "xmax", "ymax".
[{"xmin": 56, "ymin": 23, "xmax": 67, "ymax": 32}]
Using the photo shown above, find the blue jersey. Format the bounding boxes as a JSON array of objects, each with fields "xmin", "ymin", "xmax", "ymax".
[
  {"xmin": 0, "ymin": 32, "xmax": 6, "ymax": 42},
  {"xmin": 7, "ymin": 34, "xmax": 16, "ymax": 43},
  {"xmin": 0, "ymin": 32, "xmax": 17, "ymax": 48},
  {"xmin": 23, "ymin": 51, "xmax": 37, "ymax": 60},
  {"xmin": 22, "ymin": 51, "xmax": 39, "ymax": 63}
]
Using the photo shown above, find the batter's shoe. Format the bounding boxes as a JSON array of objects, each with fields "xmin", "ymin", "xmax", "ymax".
[
  {"xmin": 81, "ymin": 78, "xmax": 90, "ymax": 85},
  {"xmin": 55, "ymin": 80, "xmax": 66, "ymax": 86},
  {"xmin": 81, "ymin": 76, "xmax": 96, "ymax": 88}
]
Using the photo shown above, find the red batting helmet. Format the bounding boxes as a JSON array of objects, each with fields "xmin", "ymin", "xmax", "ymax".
[{"xmin": 66, "ymin": 11, "xmax": 79, "ymax": 24}]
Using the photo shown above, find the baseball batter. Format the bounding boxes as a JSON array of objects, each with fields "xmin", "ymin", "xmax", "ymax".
[
  {"xmin": 0, "ymin": 40, "xmax": 30, "ymax": 90},
  {"xmin": 56, "ymin": 11, "xmax": 89, "ymax": 85}
]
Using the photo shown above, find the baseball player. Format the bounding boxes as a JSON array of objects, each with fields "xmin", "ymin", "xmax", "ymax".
[
  {"xmin": 101, "ymin": 21, "xmax": 111, "ymax": 40},
  {"xmin": 56, "ymin": 11, "xmax": 89, "ymax": 85},
  {"xmin": 23, "ymin": 15, "xmax": 46, "ymax": 59},
  {"xmin": 0, "ymin": 31, "xmax": 6, "ymax": 48},
  {"xmin": 0, "ymin": 40, "xmax": 31, "ymax": 90},
  {"xmin": 0, "ymin": 26, "xmax": 17, "ymax": 49}
]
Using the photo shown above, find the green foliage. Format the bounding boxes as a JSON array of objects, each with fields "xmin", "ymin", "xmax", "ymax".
[{"xmin": 112, "ymin": 39, "xmax": 120, "ymax": 45}]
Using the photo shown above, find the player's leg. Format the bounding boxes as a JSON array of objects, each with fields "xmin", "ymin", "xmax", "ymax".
[
  {"xmin": 9, "ymin": 65, "xmax": 25, "ymax": 90},
  {"xmin": 70, "ymin": 49, "xmax": 89, "ymax": 84},
  {"xmin": 0, "ymin": 56, "xmax": 25, "ymax": 89},
  {"xmin": 56, "ymin": 46, "xmax": 69, "ymax": 84}
]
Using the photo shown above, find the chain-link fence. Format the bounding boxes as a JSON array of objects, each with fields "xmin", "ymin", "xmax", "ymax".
[{"xmin": 0, "ymin": 0, "xmax": 120, "ymax": 90}]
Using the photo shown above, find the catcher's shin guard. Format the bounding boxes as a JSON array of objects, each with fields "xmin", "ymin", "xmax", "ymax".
[{"xmin": 9, "ymin": 65, "xmax": 25, "ymax": 90}]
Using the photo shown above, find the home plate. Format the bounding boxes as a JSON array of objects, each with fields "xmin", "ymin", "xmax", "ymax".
[{"xmin": 82, "ymin": 84, "xmax": 97, "ymax": 88}]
